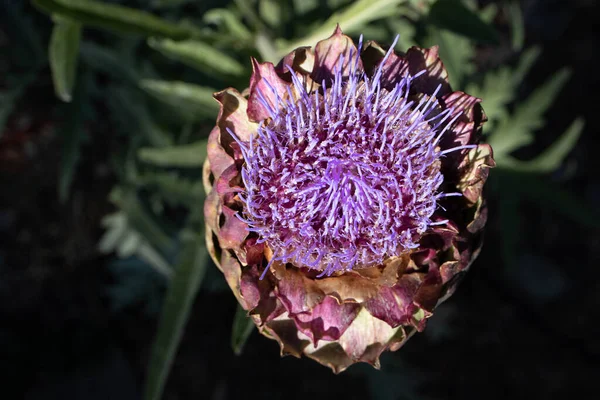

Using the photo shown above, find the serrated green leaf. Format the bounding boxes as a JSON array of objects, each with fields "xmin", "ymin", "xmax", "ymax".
[
  {"xmin": 428, "ymin": 0, "xmax": 499, "ymax": 44},
  {"xmin": 138, "ymin": 139, "xmax": 207, "ymax": 168},
  {"xmin": 276, "ymin": 0, "xmax": 405, "ymax": 60},
  {"xmin": 140, "ymin": 80, "xmax": 219, "ymax": 121},
  {"xmin": 512, "ymin": 68, "xmax": 571, "ymax": 122},
  {"xmin": 489, "ymin": 68, "xmax": 571, "ymax": 157},
  {"xmin": 466, "ymin": 46, "xmax": 540, "ymax": 130},
  {"xmin": 144, "ymin": 231, "xmax": 208, "ymax": 400},
  {"xmin": 33, "ymin": 0, "xmax": 196, "ymax": 39},
  {"xmin": 49, "ymin": 16, "xmax": 81, "ymax": 102},
  {"xmin": 231, "ymin": 303, "xmax": 255, "ymax": 355},
  {"xmin": 497, "ymin": 118, "xmax": 584, "ymax": 173},
  {"xmin": 511, "ymin": 46, "xmax": 541, "ymax": 88},
  {"xmin": 148, "ymin": 38, "xmax": 246, "ymax": 79}
]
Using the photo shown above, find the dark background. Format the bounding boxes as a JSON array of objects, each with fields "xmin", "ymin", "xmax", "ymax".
[{"xmin": 1, "ymin": 0, "xmax": 599, "ymax": 399}]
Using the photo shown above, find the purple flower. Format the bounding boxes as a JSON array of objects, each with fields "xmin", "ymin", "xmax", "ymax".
[{"xmin": 204, "ymin": 26, "xmax": 494, "ymax": 372}]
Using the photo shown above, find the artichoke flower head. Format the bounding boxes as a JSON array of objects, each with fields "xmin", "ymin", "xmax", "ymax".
[{"xmin": 204, "ymin": 26, "xmax": 494, "ymax": 372}]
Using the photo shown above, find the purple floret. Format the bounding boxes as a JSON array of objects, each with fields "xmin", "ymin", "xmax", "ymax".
[{"xmin": 233, "ymin": 39, "xmax": 466, "ymax": 276}]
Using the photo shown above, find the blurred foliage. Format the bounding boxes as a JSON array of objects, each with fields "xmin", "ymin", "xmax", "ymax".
[{"xmin": 0, "ymin": 0, "xmax": 592, "ymax": 399}]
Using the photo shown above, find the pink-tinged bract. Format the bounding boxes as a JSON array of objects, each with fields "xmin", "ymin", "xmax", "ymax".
[{"xmin": 203, "ymin": 26, "xmax": 494, "ymax": 373}]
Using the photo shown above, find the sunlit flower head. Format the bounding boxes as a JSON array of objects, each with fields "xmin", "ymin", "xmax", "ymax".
[{"xmin": 204, "ymin": 26, "xmax": 494, "ymax": 372}]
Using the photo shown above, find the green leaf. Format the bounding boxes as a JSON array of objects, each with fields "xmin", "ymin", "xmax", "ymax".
[
  {"xmin": 203, "ymin": 8, "xmax": 253, "ymax": 43},
  {"xmin": 138, "ymin": 140, "xmax": 207, "ymax": 168},
  {"xmin": 328, "ymin": 0, "xmax": 354, "ymax": 8},
  {"xmin": 138, "ymin": 172, "xmax": 205, "ymax": 207},
  {"xmin": 118, "ymin": 230, "xmax": 143, "ymax": 258},
  {"xmin": 428, "ymin": 0, "xmax": 499, "ymax": 44},
  {"xmin": 110, "ymin": 87, "xmax": 173, "ymax": 148},
  {"xmin": 478, "ymin": 1, "xmax": 498, "ymax": 23},
  {"xmin": 292, "ymin": 0, "xmax": 319, "ymax": 16},
  {"xmin": 508, "ymin": 1, "xmax": 524, "ymax": 51},
  {"xmin": 512, "ymin": 68, "xmax": 571, "ymax": 123},
  {"xmin": 466, "ymin": 66, "xmax": 512, "ymax": 124},
  {"xmin": 489, "ymin": 68, "xmax": 571, "ymax": 157},
  {"xmin": 233, "ymin": 0, "xmax": 266, "ymax": 32},
  {"xmin": 57, "ymin": 74, "xmax": 87, "ymax": 202},
  {"xmin": 255, "ymin": 31, "xmax": 279, "ymax": 63},
  {"xmin": 144, "ymin": 231, "xmax": 208, "ymax": 400},
  {"xmin": 33, "ymin": 0, "xmax": 195, "ymax": 39},
  {"xmin": 277, "ymin": 0, "xmax": 405, "ymax": 59},
  {"xmin": 140, "ymin": 80, "xmax": 219, "ymax": 121},
  {"xmin": 110, "ymin": 188, "xmax": 174, "ymax": 255},
  {"xmin": 497, "ymin": 118, "xmax": 584, "ymax": 173},
  {"xmin": 99, "ymin": 212, "xmax": 129, "ymax": 253},
  {"xmin": 384, "ymin": 18, "xmax": 416, "ymax": 50},
  {"xmin": 136, "ymin": 242, "xmax": 173, "ymax": 278},
  {"xmin": 259, "ymin": 0, "xmax": 281, "ymax": 28},
  {"xmin": 49, "ymin": 16, "xmax": 82, "ymax": 102},
  {"xmin": 231, "ymin": 303, "xmax": 255, "ymax": 356},
  {"xmin": 80, "ymin": 42, "xmax": 139, "ymax": 82},
  {"xmin": 425, "ymin": 27, "xmax": 474, "ymax": 89},
  {"xmin": 99, "ymin": 211, "xmax": 174, "ymax": 277},
  {"xmin": 148, "ymin": 38, "xmax": 246, "ymax": 79},
  {"xmin": 511, "ymin": 46, "xmax": 542, "ymax": 89}
]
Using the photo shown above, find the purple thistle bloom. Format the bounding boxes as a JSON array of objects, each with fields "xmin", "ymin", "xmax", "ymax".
[
  {"xmin": 204, "ymin": 26, "xmax": 494, "ymax": 372},
  {"xmin": 234, "ymin": 37, "xmax": 470, "ymax": 276}
]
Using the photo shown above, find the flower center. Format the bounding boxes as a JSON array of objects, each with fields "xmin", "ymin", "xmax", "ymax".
[{"xmin": 238, "ymin": 52, "xmax": 458, "ymax": 275}]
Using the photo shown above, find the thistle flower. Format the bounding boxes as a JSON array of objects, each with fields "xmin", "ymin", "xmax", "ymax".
[{"xmin": 204, "ymin": 26, "xmax": 494, "ymax": 372}]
